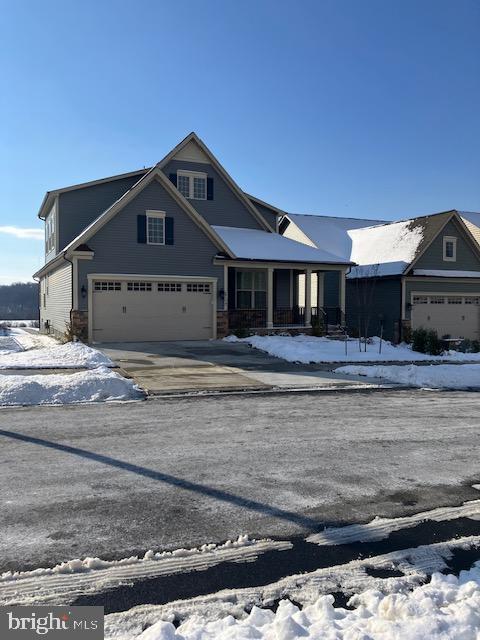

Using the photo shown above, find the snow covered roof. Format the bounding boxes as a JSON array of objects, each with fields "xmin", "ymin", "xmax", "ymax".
[
  {"xmin": 413, "ymin": 269, "xmax": 480, "ymax": 278},
  {"xmin": 211, "ymin": 226, "xmax": 353, "ymax": 264},
  {"xmin": 287, "ymin": 213, "xmax": 386, "ymax": 261},
  {"xmin": 459, "ymin": 211, "xmax": 480, "ymax": 228}
]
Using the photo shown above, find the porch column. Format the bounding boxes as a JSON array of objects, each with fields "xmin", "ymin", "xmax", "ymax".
[
  {"xmin": 339, "ymin": 269, "xmax": 346, "ymax": 322},
  {"xmin": 267, "ymin": 267, "xmax": 274, "ymax": 328},
  {"xmin": 305, "ymin": 267, "xmax": 312, "ymax": 327},
  {"xmin": 317, "ymin": 272, "xmax": 325, "ymax": 309}
]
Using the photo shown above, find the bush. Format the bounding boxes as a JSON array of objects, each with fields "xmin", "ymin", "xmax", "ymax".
[
  {"xmin": 457, "ymin": 338, "xmax": 480, "ymax": 354},
  {"xmin": 412, "ymin": 327, "xmax": 428, "ymax": 353},
  {"xmin": 425, "ymin": 329, "xmax": 442, "ymax": 356},
  {"xmin": 233, "ymin": 326, "xmax": 250, "ymax": 339},
  {"xmin": 402, "ymin": 324, "xmax": 412, "ymax": 344},
  {"xmin": 311, "ymin": 318, "xmax": 325, "ymax": 337}
]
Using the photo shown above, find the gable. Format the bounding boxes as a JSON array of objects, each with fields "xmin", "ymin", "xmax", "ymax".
[
  {"xmin": 172, "ymin": 139, "xmax": 210, "ymax": 164},
  {"xmin": 412, "ymin": 218, "xmax": 480, "ymax": 272},
  {"xmin": 162, "ymin": 159, "xmax": 265, "ymax": 230}
]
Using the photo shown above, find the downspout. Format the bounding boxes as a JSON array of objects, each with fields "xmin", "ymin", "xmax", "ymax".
[
  {"xmin": 32, "ymin": 275, "xmax": 41, "ymax": 329},
  {"xmin": 63, "ymin": 253, "xmax": 75, "ymax": 340}
]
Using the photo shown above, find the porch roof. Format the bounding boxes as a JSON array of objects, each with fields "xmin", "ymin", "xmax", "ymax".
[{"xmin": 212, "ymin": 226, "xmax": 353, "ymax": 265}]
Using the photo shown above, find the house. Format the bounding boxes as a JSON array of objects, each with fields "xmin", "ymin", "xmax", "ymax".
[
  {"xmin": 282, "ymin": 210, "xmax": 480, "ymax": 342},
  {"xmin": 33, "ymin": 133, "xmax": 353, "ymax": 342}
]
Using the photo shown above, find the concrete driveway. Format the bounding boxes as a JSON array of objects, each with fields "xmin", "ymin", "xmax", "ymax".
[{"xmin": 98, "ymin": 340, "xmax": 389, "ymax": 394}]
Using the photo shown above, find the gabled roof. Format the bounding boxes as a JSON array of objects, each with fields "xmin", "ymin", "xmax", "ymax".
[
  {"xmin": 212, "ymin": 225, "xmax": 353, "ymax": 264},
  {"xmin": 157, "ymin": 132, "xmax": 275, "ymax": 232},
  {"xmin": 244, "ymin": 193, "xmax": 287, "ymax": 217},
  {"xmin": 37, "ymin": 168, "xmax": 150, "ymax": 219}
]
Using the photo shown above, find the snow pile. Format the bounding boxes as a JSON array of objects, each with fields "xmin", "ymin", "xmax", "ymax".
[
  {"xmin": 0, "ymin": 367, "xmax": 143, "ymax": 406},
  {"xmin": 336, "ymin": 363, "xmax": 480, "ymax": 389},
  {"xmin": 132, "ymin": 565, "xmax": 480, "ymax": 640},
  {"xmin": 224, "ymin": 334, "xmax": 480, "ymax": 363},
  {"xmin": 0, "ymin": 336, "xmax": 23, "ymax": 356},
  {"xmin": 0, "ymin": 341, "xmax": 114, "ymax": 369}
]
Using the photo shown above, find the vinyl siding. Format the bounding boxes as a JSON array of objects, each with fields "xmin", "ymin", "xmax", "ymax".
[
  {"xmin": 58, "ymin": 175, "xmax": 144, "ymax": 251},
  {"xmin": 77, "ymin": 179, "xmax": 224, "ymax": 311},
  {"xmin": 405, "ymin": 278, "xmax": 480, "ymax": 320},
  {"xmin": 40, "ymin": 261, "xmax": 72, "ymax": 337},
  {"xmin": 346, "ymin": 277, "xmax": 402, "ymax": 342},
  {"xmin": 163, "ymin": 160, "xmax": 264, "ymax": 230},
  {"xmin": 250, "ymin": 201, "xmax": 279, "ymax": 232},
  {"xmin": 282, "ymin": 220, "xmax": 316, "ymax": 247},
  {"xmin": 413, "ymin": 219, "xmax": 480, "ymax": 272},
  {"xmin": 275, "ymin": 269, "xmax": 292, "ymax": 308},
  {"xmin": 324, "ymin": 271, "xmax": 341, "ymax": 307}
]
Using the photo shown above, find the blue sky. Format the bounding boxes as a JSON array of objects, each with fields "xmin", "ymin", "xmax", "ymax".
[{"xmin": 1, "ymin": 0, "xmax": 479, "ymax": 283}]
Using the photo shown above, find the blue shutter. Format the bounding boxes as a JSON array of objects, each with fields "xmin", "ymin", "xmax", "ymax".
[
  {"xmin": 169, "ymin": 173, "xmax": 177, "ymax": 186},
  {"xmin": 165, "ymin": 217, "xmax": 174, "ymax": 245},
  {"xmin": 207, "ymin": 177, "xmax": 214, "ymax": 200},
  {"xmin": 137, "ymin": 215, "xmax": 147, "ymax": 243}
]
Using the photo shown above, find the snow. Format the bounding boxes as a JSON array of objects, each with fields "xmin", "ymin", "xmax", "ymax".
[
  {"xmin": 348, "ymin": 219, "xmax": 424, "ymax": 277},
  {"xmin": 106, "ymin": 551, "xmax": 480, "ymax": 640},
  {"xmin": 460, "ymin": 211, "xmax": 480, "ymax": 228},
  {"xmin": 286, "ymin": 214, "xmax": 386, "ymax": 261},
  {"xmin": 0, "ymin": 334, "xmax": 114, "ymax": 369},
  {"xmin": 413, "ymin": 269, "xmax": 480, "ymax": 277},
  {"xmin": 224, "ymin": 334, "xmax": 480, "ymax": 364},
  {"xmin": 211, "ymin": 225, "xmax": 348, "ymax": 264},
  {"xmin": 0, "ymin": 366, "xmax": 143, "ymax": 406},
  {"xmin": 336, "ymin": 363, "xmax": 480, "ymax": 389}
]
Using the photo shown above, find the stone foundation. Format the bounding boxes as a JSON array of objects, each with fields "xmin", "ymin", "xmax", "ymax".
[
  {"xmin": 71, "ymin": 310, "xmax": 89, "ymax": 342},
  {"xmin": 216, "ymin": 311, "xmax": 229, "ymax": 338},
  {"xmin": 251, "ymin": 327, "xmax": 313, "ymax": 336}
]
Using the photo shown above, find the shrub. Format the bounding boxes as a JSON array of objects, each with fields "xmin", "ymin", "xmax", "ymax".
[
  {"xmin": 233, "ymin": 326, "xmax": 249, "ymax": 339},
  {"xmin": 311, "ymin": 318, "xmax": 325, "ymax": 337},
  {"xmin": 411, "ymin": 327, "xmax": 428, "ymax": 353},
  {"xmin": 458, "ymin": 338, "xmax": 480, "ymax": 353},
  {"xmin": 425, "ymin": 329, "xmax": 442, "ymax": 356},
  {"xmin": 402, "ymin": 324, "xmax": 412, "ymax": 344}
]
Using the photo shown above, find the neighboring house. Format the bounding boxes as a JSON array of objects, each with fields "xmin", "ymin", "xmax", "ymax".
[
  {"xmin": 283, "ymin": 210, "xmax": 480, "ymax": 342},
  {"xmin": 33, "ymin": 133, "xmax": 352, "ymax": 342}
]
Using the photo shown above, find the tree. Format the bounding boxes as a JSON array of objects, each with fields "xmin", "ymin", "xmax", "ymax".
[{"xmin": 0, "ymin": 282, "xmax": 39, "ymax": 320}]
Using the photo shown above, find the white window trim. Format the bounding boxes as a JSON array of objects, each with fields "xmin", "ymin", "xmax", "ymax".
[
  {"xmin": 177, "ymin": 170, "xmax": 207, "ymax": 200},
  {"xmin": 146, "ymin": 210, "xmax": 166, "ymax": 246},
  {"xmin": 443, "ymin": 236, "xmax": 457, "ymax": 262}
]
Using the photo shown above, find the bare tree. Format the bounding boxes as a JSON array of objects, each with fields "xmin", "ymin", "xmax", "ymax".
[{"xmin": 353, "ymin": 265, "xmax": 379, "ymax": 352}]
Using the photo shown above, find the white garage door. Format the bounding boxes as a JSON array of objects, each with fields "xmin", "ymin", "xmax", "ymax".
[
  {"xmin": 91, "ymin": 279, "xmax": 215, "ymax": 342},
  {"xmin": 411, "ymin": 294, "xmax": 480, "ymax": 339}
]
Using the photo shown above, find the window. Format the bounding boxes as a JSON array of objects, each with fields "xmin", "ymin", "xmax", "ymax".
[
  {"xmin": 146, "ymin": 211, "xmax": 165, "ymax": 245},
  {"xmin": 447, "ymin": 296, "xmax": 462, "ymax": 304},
  {"xmin": 412, "ymin": 296, "xmax": 428, "ymax": 304},
  {"xmin": 465, "ymin": 297, "xmax": 480, "ymax": 305},
  {"xmin": 443, "ymin": 236, "xmax": 457, "ymax": 262},
  {"xmin": 236, "ymin": 271, "xmax": 266, "ymax": 309},
  {"xmin": 158, "ymin": 282, "xmax": 182, "ymax": 292},
  {"xmin": 94, "ymin": 281, "xmax": 121, "ymax": 291},
  {"xmin": 430, "ymin": 296, "xmax": 445, "ymax": 304},
  {"xmin": 127, "ymin": 281, "xmax": 152, "ymax": 291},
  {"xmin": 45, "ymin": 206, "xmax": 56, "ymax": 254},
  {"xmin": 176, "ymin": 170, "xmax": 207, "ymax": 200},
  {"xmin": 187, "ymin": 283, "xmax": 211, "ymax": 293}
]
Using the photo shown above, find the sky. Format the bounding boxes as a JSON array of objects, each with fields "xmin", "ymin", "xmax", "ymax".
[{"xmin": 1, "ymin": 0, "xmax": 479, "ymax": 283}]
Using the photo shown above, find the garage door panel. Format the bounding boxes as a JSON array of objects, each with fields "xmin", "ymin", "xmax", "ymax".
[
  {"xmin": 411, "ymin": 294, "xmax": 480, "ymax": 339},
  {"xmin": 92, "ymin": 279, "xmax": 214, "ymax": 342}
]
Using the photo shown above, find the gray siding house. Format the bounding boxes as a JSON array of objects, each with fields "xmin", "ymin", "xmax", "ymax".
[
  {"xmin": 34, "ymin": 133, "xmax": 352, "ymax": 342},
  {"xmin": 283, "ymin": 210, "xmax": 480, "ymax": 342}
]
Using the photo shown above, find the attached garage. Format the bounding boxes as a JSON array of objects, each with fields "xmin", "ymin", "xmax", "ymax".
[
  {"xmin": 89, "ymin": 276, "xmax": 216, "ymax": 342},
  {"xmin": 411, "ymin": 293, "xmax": 480, "ymax": 339}
]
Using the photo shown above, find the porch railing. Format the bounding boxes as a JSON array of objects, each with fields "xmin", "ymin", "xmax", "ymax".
[{"xmin": 227, "ymin": 307, "xmax": 343, "ymax": 331}]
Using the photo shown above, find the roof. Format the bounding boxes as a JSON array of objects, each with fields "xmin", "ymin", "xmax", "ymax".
[
  {"xmin": 459, "ymin": 211, "xmax": 480, "ymax": 227},
  {"xmin": 413, "ymin": 269, "xmax": 480, "ymax": 278},
  {"xmin": 286, "ymin": 213, "xmax": 387, "ymax": 261},
  {"xmin": 211, "ymin": 226, "xmax": 353, "ymax": 264}
]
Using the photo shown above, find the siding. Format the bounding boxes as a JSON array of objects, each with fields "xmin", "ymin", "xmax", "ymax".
[
  {"xmin": 250, "ymin": 201, "xmax": 279, "ymax": 232},
  {"xmin": 163, "ymin": 160, "xmax": 264, "ymax": 230},
  {"xmin": 413, "ymin": 219, "xmax": 480, "ymax": 272},
  {"xmin": 346, "ymin": 277, "xmax": 402, "ymax": 342},
  {"xmin": 40, "ymin": 261, "xmax": 72, "ymax": 337},
  {"xmin": 282, "ymin": 220, "xmax": 316, "ymax": 247},
  {"xmin": 77, "ymin": 179, "xmax": 224, "ymax": 311},
  {"xmin": 58, "ymin": 175, "xmax": 144, "ymax": 251},
  {"xmin": 324, "ymin": 271, "xmax": 341, "ymax": 307},
  {"xmin": 275, "ymin": 269, "xmax": 292, "ymax": 308}
]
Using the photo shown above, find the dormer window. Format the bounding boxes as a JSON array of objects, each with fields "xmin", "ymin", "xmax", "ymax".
[
  {"xmin": 176, "ymin": 170, "xmax": 207, "ymax": 200},
  {"xmin": 443, "ymin": 236, "xmax": 457, "ymax": 262}
]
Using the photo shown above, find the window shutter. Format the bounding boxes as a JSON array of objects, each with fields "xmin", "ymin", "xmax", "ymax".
[
  {"xmin": 165, "ymin": 217, "xmax": 174, "ymax": 245},
  {"xmin": 169, "ymin": 173, "xmax": 177, "ymax": 187},
  {"xmin": 207, "ymin": 177, "xmax": 214, "ymax": 200},
  {"xmin": 228, "ymin": 267, "xmax": 236, "ymax": 310},
  {"xmin": 137, "ymin": 215, "xmax": 147, "ymax": 243}
]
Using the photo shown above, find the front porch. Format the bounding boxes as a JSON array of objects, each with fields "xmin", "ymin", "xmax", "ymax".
[{"xmin": 217, "ymin": 263, "xmax": 346, "ymax": 335}]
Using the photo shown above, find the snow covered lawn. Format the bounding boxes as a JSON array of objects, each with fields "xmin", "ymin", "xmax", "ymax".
[
  {"xmin": 0, "ymin": 367, "xmax": 143, "ymax": 406},
  {"xmin": 0, "ymin": 328, "xmax": 114, "ymax": 369},
  {"xmin": 336, "ymin": 363, "xmax": 480, "ymax": 389},
  {"xmin": 225, "ymin": 334, "xmax": 480, "ymax": 364},
  {"xmin": 121, "ymin": 564, "xmax": 480, "ymax": 640}
]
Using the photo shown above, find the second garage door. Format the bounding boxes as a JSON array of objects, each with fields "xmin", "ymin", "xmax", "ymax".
[
  {"xmin": 91, "ymin": 278, "xmax": 215, "ymax": 342},
  {"xmin": 411, "ymin": 294, "xmax": 480, "ymax": 339}
]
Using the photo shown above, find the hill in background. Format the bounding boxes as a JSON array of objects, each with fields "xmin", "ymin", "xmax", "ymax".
[{"xmin": 0, "ymin": 282, "xmax": 39, "ymax": 320}]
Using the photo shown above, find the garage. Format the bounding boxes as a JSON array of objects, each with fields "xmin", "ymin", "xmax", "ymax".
[
  {"xmin": 90, "ymin": 277, "xmax": 216, "ymax": 342},
  {"xmin": 411, "ymin": 293, "xmax": 480, "ymax": 339}
]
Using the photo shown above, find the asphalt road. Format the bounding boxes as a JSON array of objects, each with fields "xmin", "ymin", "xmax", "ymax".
[{"xmin": 1, "ymin": 390, "xmax": 480, "ymax": 571}]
